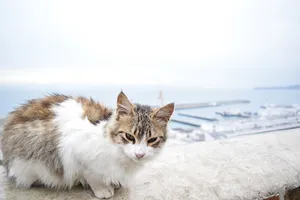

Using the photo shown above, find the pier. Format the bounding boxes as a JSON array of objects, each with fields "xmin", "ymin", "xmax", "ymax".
[
  {"xmin": 153, "ymin": 100, "xmax": 250, "ymax": 110},
  {"xmin": 178, "ymin": 113, "xmax": 218, "ymax": 122},
  {"xmin": 170, "ymin": 119, "xmax": 201, "ymax": 127}
]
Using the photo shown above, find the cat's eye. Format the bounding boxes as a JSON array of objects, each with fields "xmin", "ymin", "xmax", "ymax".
[
  {"xmin": 125, "ymin": 133, "xmax": 135, "ymax": 142},
  {"xmin": 147, "ymin": 137, "xmax": 158, "ymax": 144}
]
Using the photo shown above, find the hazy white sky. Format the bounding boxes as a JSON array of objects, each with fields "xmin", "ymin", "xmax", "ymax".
[{"xmin": 0, "ymin": 0, "xmax": 299, "ymax": 88}]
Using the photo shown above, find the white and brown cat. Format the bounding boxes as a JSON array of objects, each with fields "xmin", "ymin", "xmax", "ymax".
[{"xmin": 0, "ymin": 92, "xmax": 174, "ymax": 199}]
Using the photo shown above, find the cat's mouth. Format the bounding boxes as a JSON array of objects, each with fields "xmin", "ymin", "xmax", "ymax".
[
  {"xmin": 131, "ymin": 158, "xmax": 140, "ymax": 163},
  {"xmin": 128, "ymin": 155, "xmax": 147, "ymax": 163},
  {"xmin": 129, "ymin": 157, "xmax": 142, "ymax": 163}
]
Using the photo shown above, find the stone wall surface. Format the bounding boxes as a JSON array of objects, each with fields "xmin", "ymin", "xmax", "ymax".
[{"xmin": 0, "ymin": 127, "xmax": 300, "ymax": 200}]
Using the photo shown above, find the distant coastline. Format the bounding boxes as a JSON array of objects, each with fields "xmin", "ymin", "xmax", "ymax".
[{"xmin": 254, "ymin": 85, "xmax": 300, "ymax": 90}]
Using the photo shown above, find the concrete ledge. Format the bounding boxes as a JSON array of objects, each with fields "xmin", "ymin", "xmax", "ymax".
[{"xmin": 1, "ymin": 129, "xmax": 300, "ymax": 200}]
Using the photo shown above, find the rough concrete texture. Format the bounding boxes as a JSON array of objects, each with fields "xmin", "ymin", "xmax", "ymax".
[{"xmin": 0, "ymin": 128, "xmax": 300, "ymax": 200}]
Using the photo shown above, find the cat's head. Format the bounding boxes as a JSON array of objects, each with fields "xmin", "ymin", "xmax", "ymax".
[{"xmin": 108, "ymin": 91, "xmax": 174, "ymax": 162}]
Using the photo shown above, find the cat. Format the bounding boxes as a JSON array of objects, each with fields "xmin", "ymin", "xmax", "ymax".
[{"xmin": 0, "ymin": 91, "xmax": 174, "ymax": 199}]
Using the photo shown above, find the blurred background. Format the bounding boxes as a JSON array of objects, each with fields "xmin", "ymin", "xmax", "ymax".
[{"xmin": 0, "ymin": 0, "xmax": 299, "ymax": 138}]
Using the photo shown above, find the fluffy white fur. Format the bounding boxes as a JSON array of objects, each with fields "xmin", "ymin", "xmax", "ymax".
[{"xmin": 8, "ymin": 99, "xmax": 155, "ymax": 199}]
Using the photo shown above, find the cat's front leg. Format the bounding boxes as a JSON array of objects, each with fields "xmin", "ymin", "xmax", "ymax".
[{"xmin": 83, "ymin": 172, "xmax": 114, "ymax": 199}]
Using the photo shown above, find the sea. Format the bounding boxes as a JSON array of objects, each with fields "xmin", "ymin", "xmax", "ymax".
[{"xmin": 0, "ymin": 84, "xmax": 299, "ymax": 129}]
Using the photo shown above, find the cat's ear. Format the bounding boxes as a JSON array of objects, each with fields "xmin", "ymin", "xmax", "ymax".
[
  {"xmin": 152, "ymin": 103, "xmax": 175, "ymax": 124},
  {"xmin": 117, "ymin": 91, "xmax": 135, "ymax": 115}
]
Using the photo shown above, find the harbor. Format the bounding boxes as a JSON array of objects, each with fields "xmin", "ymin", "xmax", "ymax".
[{"xmin": 162, "ymin": 95, "xmax": 300, "ymax": 141}]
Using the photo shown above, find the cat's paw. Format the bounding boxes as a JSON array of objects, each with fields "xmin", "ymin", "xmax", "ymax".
[
  {"xmin": 111, "ymin": 181, "xmax": 122, "ymax": 189},
  {"xmin": 93, "ymin": 186, "xmax": 114, "ymax": 199}
]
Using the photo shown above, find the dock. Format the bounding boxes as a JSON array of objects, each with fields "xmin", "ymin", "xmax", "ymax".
[
  {"xmin": 178, "ymin": 113, "xmax": 218, "ymax": 121},
  {"xmin": 170, "ymin": 119, "xmax": 201, "ymax": 127}
]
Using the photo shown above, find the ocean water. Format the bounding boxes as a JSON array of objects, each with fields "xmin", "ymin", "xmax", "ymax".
[{"xmin": 0, "ymin": 85, "xmax": 299, "ymax": 129}]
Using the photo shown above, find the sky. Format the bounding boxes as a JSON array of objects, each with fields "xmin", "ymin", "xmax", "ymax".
[{"xmin": 0, "ymin": 0, "xmax": 299, "ymax": 88}]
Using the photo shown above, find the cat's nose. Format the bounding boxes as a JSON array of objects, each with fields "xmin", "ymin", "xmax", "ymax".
[{"xmin": 135, "ymin": 153, "xmax": 145, "ymax": 159}]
